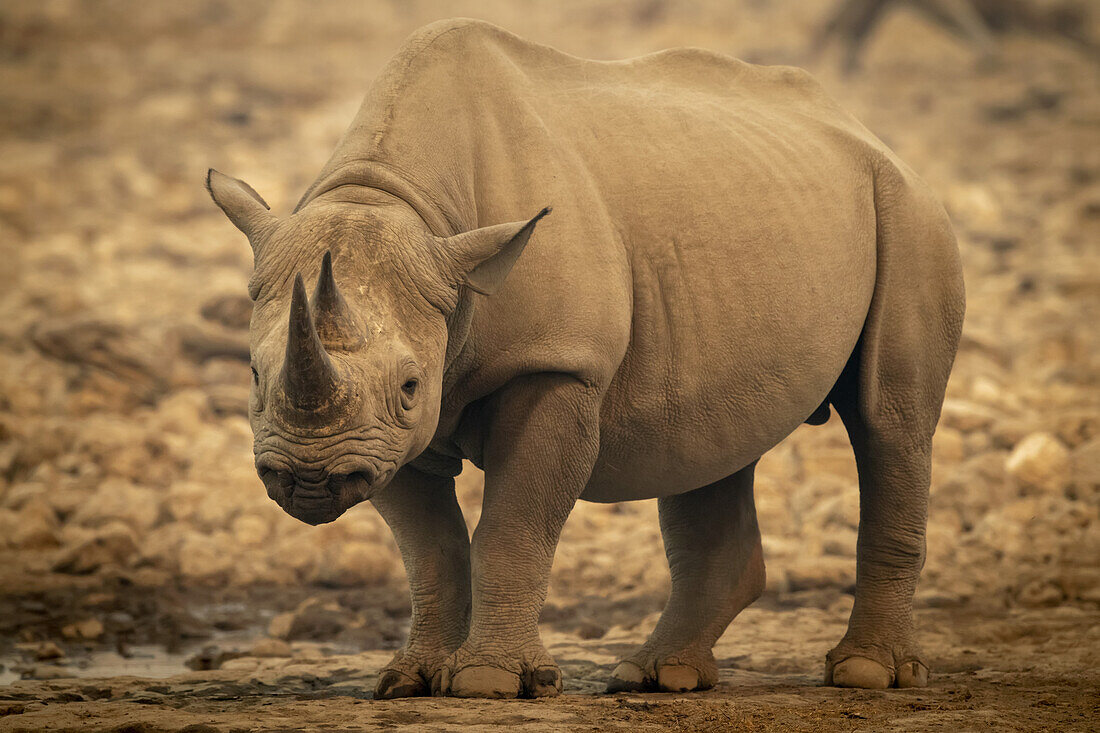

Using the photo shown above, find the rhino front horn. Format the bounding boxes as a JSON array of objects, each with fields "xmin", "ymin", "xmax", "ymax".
[
  {"xmin": 281, "ymin": 272, "xmax": 341, "ymax": 411},
  {"xmin": 311, "ymin": 251, "xmax": 365, "ymax": 351}
]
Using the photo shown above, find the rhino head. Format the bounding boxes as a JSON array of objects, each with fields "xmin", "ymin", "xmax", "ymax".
[{"xmin": 205, "ymin": 169, "xmax": 548, "ymax": 525}]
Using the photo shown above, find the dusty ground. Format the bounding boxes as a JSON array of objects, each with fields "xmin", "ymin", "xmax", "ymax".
[{"xmin": 0, "ymin": 0, "xmax": 1097, "ymax": 730}]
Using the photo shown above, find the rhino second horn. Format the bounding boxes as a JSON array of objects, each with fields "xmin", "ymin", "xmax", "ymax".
[
  {"xmin": 282, "ymin": 273, "xmax": 341, "ymax": 411},
  {"xmin": 311, "ymin": 251, "xmax": 364, "ymax": 351}
]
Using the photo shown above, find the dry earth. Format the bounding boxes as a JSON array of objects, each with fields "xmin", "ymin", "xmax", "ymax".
[{"xmin": 0, "ymin": 0, "xmax": 1097, "ymax": 730}]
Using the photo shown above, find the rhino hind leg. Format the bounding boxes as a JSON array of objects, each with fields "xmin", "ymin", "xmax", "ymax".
[
  {"xmin": 608, "ymin": 463, "xmax": 765, "ymax": 693},
  {"xmin": 823, "ymin": 173, "xmax": 965, "ymax": 689},
  {"xmin": 825, "ymin": 374, "xmax": 938, "ymax": 689}
]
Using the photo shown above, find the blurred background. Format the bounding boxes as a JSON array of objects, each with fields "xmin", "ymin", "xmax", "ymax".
[{"xmin": 0, "ymin": 0, "xmax": 1097, "ymax": 728}]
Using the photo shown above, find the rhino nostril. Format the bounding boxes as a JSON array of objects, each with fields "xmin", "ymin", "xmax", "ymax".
[{"xmin": 349, "ymin": 467, "xmax": 375, "ymax": 488}]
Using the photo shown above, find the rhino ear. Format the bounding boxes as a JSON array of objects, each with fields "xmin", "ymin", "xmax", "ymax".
[
  {"xmin": 205, "ymin": 169, "xmax": 276, "ymax": 243},
  {"xmin": 440, "ymin": 207, "xmax": 551, "ymax": 295}
]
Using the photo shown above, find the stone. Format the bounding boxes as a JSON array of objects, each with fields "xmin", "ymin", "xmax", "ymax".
[
  {"xmin": 932, "ymin": 426, "xmax": 966, "ymax": 463},
  {"xmin": 268, "ymin": 534, "xmax": 324, "ymax": 580},
  {"xmin": 231, "ymin": 513, "xmax": 271, "ymax": 546},
  {"xmin": 53, "ymin": 527, "xmax": 138, "ymax": 574},
  {"xmin": 575, "ymin": 620, "xmax": 607, "ymax": 640},
  {"xmin": 70, "ymin": 478, "xmax": 159, "ymax": 532},
  {"xmin": 178, "ymin": 532, "xmax": 237, "ymax": 582},
  {"xmin": 1017, "ymin": 579, "xmax": 1065, "ymax": 607},
  {"xmin": 0, "ymin": 508, "xmax": 19, "ymax": 546},
  {"xmin": 268, "ymin": 612, "xmax": 295, "ymax": 640},
  {"xmin": 31, "ymin": 641, "xmax": 64, "ymax": 661},
  {"xmin": 1070, "ymin": 437, "xmax": 1100, "ymax": 492},
  {"xmin": 277, "ymin": 597, "xmax": 357, "ymax": 641},
  {"xmin": 312, "ymin": 541, "xmax": 396, "ymax": 587},
  {"xmin": 1006, "ymin": 433, "xmax": 1070, "ymax": 493},
  {"xmin": 1051, "ymin": 408, "xmax": 1100, "ymax": 449},
  {"xmin": 186, "ymin": 644, "xmax": 244, "ymax": 671},
  {"xmin": 231, "ymin": 557, "xmax": 297, "ymax": 586},
  {"xmin": 61, "ymin": 618, "xmax": 104, "ymax": 641},
  {"xmin": 941, "ymin": 399, "xmax": 1002, "ymax": 433},
  {"xmin": 249, "ymin": 638, "xmax": 293, "ymax": 657},
  {"xmin": 11, "ymin": 515, "xmax": 60, "ymax": 550}
]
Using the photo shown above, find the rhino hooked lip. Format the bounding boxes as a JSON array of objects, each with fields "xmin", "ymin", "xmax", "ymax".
[{"xmin": 258, "ymin": 464, "xmax": 376, "ymax": 525}]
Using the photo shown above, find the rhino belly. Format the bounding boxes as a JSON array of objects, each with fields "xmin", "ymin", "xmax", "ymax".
[{"xmin": 579, "ymin": 229, "xmax": 875, "ymax": 503}]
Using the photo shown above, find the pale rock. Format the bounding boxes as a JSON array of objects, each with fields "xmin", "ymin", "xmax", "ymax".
[
  {"xmin": 1051, "ymin": 409, "xmax": 1099, "ymax": 449},
  {"xmin": 1079, "ymin": 581, "xmax": 1100, "ymax": 605},
  {"xmin": 990, "ymin": 416, "xmax": 1038, "ymax": 451},
  {"xmin": 1058, "ymin": 567, "xmax": 1100, "ymax": 603},
  {"xmin": 0, "ymin": 508, "xmax": 18, "ymax": 546},
  {"xmin": 166, "ymin": 480, "xmax": 210, "ymax": 525},
  {"xmin": 761, "ymin": 535, "xmax": 800, "ymax": 559},
  {"xmin": 193, "ymin": 486, "xmax": 252, "ymax": 530},
  {"xmin": 970, "ymin": 376, "xmax": 1022, "ymax": 412},
  {"xmin": 803, "ymin": 493, "xmax": 860, "ymax": 532},
  {"xmin": 941, "ymin": 398, "xmax": 1002, "ymax": 433},
  {"xmin": 312, "ymin": 540, "xmax": 397, "ymax": 587},
  {"xmin": 268, "ymin": 612, "xmax": 295, "ymax": 639},
  {"xmin": 31, "ymin": 641, "xmax": 64, "ymax": 660},
  {"xmin": 178, "ymin": 532, "xmax": 237, "ymax": 582},
  {"xmin": 1070, "ymin": 437, "xmax": 1100, "ymax": 492},
  {"xmin": 821, "ymin": 527, "xmax": 858, "ymax": 557},
  {"xmin": 269, "ymin": 597, "xmax": 358, "ymax": 642},
  {"xmin": 269, "ymin": 534, "xmax": 323, "ymax": 580},
  {"xmin": 149, "ymin": 389, "xmax": 211, "ymax": 436},
  {"xmin": 70, "ymin": 478, "xmax": 159, "ymax": 532},
  {"xmin": 1017, "ymin": 579, "xmax": 1064, "ymax": 607},
  {"xmin": 53, "ymin": 525, "xmax": 138, "ymax": 574},
  {"xmin": 20, "ymin": 496, "xmax": 59, "ymax": 525},
  {"xmin": 932, "ymin": 426, "xmax": 966, "ymax": 464},
  {"xmin": 1006, "ymin": 433, "xmax": 1070, "ymax": 493},
  {"xmin": 11, "ymin": 508, "xmax": 60, "ymax": 550},
  {"xmin": 57, "ymin": 524, "xmax": 97, "ymax": 549},
  {"xmin": 963, "ymin": 431, "xmax": 992, "ymax": 456},
  {"xmin": 1, "ymin": 481, "xmax": 48, "ymax": 511},
  {"xmin": 61, "ymin": 618, "xmax": 104, "ymax": 640},
  {"xmin": 250, "ymin": 638, "xmax": 293, "ymax": 657},
  {"xmin": 231, "ymin": 557, "xmax": 297, "ymax": 586},
  {"xmin": 44, "ymin": 486, "xmax": 90, "ymax": 518},
  {"xmin": 140, "ymin": 522, "xmax": 189, "ymax": 569},
  {"xmin": 969, "ymin": 507, "xmax": 1029, "ymax": 560},
  {"xmin": 219, "ymin": 656, "xmax": 262, "ymax": 672}
]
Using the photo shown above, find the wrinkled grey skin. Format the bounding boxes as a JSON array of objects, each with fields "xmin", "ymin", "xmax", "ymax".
[{"xmin": 206, "ymin": 20, "xmax": 964, "ymax": 699}]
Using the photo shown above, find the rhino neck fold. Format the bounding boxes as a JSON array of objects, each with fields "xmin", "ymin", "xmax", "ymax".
[{"xmin": 294, "ymin": 159, "xmax": 467, "ymax": 240}]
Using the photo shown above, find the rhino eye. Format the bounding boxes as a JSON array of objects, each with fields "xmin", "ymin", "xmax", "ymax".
[
  {"xmin": 401, "ymin": 379, "xmax": 418, "ymax": 398},
  {"xmin": 250, "ymin": 365, "xmax": 259, "ymax": 383}
]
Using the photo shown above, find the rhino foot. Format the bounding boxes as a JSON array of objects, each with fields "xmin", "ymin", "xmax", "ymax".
[
  {"xmin": 825, "ymin": 643, "xmax": 929, "ymax": 689},
  {"xmin": 607, "ymin": 648, "xmax": 717, "ymax": 693},
  {"xmin": 374, "ymin": 648, "xmax": 450, "ymax": 699},
  {"xmin": 436, "ymin": 642, "xmax": 562, "ymax": 698}
]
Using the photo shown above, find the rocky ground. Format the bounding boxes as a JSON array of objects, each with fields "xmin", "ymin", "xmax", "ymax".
[{"xmin": 0, "ymin": 0, "xmax": 1097, "ymax": 730}]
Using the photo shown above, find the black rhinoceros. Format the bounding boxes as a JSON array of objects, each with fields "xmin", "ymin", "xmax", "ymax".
[{"xmin": 206, "ymin": 19, "xmax": 964, "ymax": 699}]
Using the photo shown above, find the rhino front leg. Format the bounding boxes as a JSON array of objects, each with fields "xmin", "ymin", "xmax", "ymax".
[
  {"xmin": 370, "ymin": 467, "xmax": 471, "ymax": 699},
  {"xmin": 438, "ymin": 374, "xmax": 601, "ymax": 698},
  {"xmin": 608, "ymin": 462, "xmax": 765, "ymax": 693}
]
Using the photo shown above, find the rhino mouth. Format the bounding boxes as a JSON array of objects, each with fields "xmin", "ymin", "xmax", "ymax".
[{"xmin": 259, "ymin": 466, "xmax": 374, "ymax": 525}]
